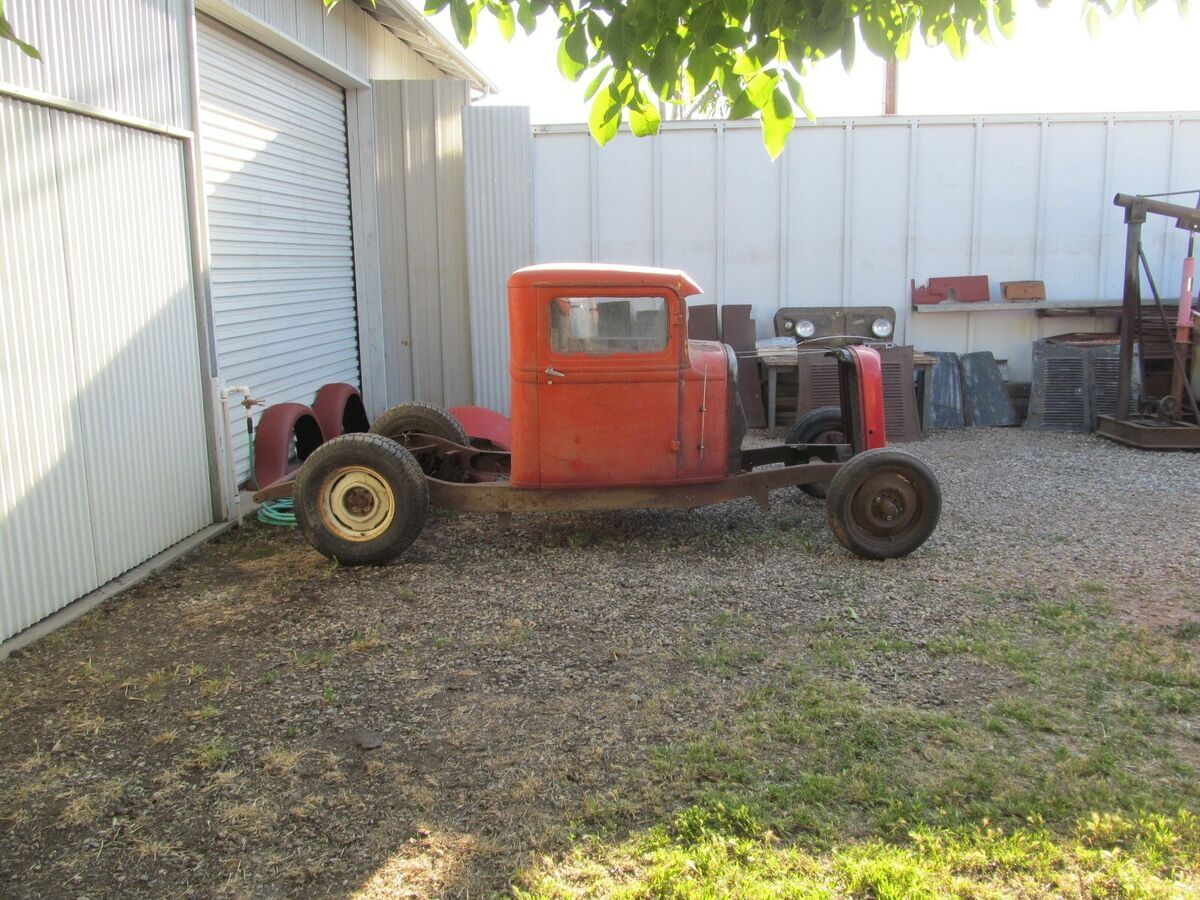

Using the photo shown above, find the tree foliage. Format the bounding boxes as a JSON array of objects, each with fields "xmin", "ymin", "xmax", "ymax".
[
  {"xmin": 425, "ymin": 0, "xmax": 1181, "ymax": 157},
  {"xmin": 0, "ymin": 0, "xmax": 1181, "ymax": 157}
]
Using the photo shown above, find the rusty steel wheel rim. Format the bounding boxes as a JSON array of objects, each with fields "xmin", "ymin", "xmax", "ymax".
[
  {"xmin": 318, "ymin": 466, "xmax": 396, "ymax": 542},
  {"xmin": 850, "ymin": 469, "xmax": 920, "ymax": 538}
]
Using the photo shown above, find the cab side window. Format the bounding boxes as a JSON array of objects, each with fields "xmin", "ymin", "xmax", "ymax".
[{"xmin": 549, "ymin": 296, "xmax": 668, "ymax": 355}]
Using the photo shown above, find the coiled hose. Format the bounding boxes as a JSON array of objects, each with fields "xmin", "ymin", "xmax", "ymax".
[{"xmin": 248, "ymin": 433, "xmax": 297, "ymax": 528}]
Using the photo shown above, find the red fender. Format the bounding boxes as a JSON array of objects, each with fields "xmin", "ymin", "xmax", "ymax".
[
  {"xmin": 843, "ymin": 345, "xmax": 888, "ymax": 451},
  {"xmin": 312, "ymin": 382, "xmax": 369, "ymax": 441},
  {"xmin": 449, "ymin": 405, "xmax": 513, "ymax": 451},
  {"xmin": 251, "ymin": 403, "xmax": 323, "ymax": 490}
]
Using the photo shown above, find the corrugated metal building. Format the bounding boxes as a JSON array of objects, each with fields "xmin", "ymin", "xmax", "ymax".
[{"xmin": 0, "ymin": 0, "xmax": 490, "ymax": 644}]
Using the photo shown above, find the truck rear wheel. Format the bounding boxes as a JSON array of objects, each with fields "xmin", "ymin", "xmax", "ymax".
[
  {"xmin": 825, "ymin": 448, "xmax": 940, "ymax": 560},
  {"xmin": 370, "ymin": 401, "xmax": 469, "ymax": 481},
  {"xmin": 371, "ymin": 401, "xmax": 468, "ymax": 444},
  {"xmin": 294, "ymin": 433, "xmax": 429, "ymax": 565},
  {"xmin": 787, "ymin": 406, "xmax": 845, "ymax": 499}
]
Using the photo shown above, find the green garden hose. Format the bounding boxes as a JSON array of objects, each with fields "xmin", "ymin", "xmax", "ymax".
[
  {"xmin": 256, "ymin": 497, "xmax": 297, "ymax": 528},
  {"xmin": 248, "ymin": 430, "xmax": 298, "ymax": 528}
]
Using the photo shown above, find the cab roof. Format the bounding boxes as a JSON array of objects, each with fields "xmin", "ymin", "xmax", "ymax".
[{"xmin": 508, "ymin": 263, "xmax": 703, "ymax": 298}]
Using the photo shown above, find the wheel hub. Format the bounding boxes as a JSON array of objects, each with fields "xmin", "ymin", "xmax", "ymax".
[
  {"xmin": 319, "ymin": 466, "xmax": 396, "ymax": 541},
  {"xmin": 852, "ymin": 471, "xmax": 919, "ymax": 537}
]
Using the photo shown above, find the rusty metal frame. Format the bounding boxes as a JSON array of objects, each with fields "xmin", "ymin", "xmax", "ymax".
[
  {"xmin": 427, "ymin": 459, "xmax": 846, "ymax": 513},
  {"xmin": 253, "ymin": 434, "xmax": 852, "ymax": 509}
]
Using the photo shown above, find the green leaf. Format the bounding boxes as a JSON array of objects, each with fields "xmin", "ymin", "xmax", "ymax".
[
  {"xmin": 557, "ymin": 22, "xmax": 588, "ymax": 80},
  {"xmin": 840, "ymin": 18, "xmax": 856, "ymax": 71},
  {"xmin": 1085, "ymin": 3, "xmax": 1102, "ymax": 36},
  {"xmin": 0, "ymin": 11, "xmax": 39, "ymax": 59},
  {"xmin": 589, "ymin": 84, "xmax": 622, "ymax": 145},
  {"xmin": 687, "ymin": 47, "xmax": 718, "ymax": 89},
  {"xmin": 628, "ymin": 97, "xmax": 661, "ymax": 137},
  {"xmin": 517, "ymin": 0, "xmax": 537, "ymax": 34},
  {"xmin": 495, "ymin": 3, "xmax": 515, "ymax": 40},
  {"xmin": 728, "ymin": 86, "xmax": 757, "ymax": 119},
  {"xmin": 449, "ymin": 0, "xmax": 477, "ymax": 46},
  {"xmin": 761, "ymin": 85, "xmax": 794, "ymax": 159},
  {"xmin": 744, "ymin": 70, "xmax": 779, "ymax": 109},
  {"xmin": 783, "ymin": 68, "xmax": 805, "ymax": 105},
  {"xmin": 582, "ymin": 65, "xmax": 610, "ymax": 101}
]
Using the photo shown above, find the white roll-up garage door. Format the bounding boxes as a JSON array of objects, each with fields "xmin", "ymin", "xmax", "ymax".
[{"xmin": 197, "ymin": 18, "xmax": 359, "ymax": 480}]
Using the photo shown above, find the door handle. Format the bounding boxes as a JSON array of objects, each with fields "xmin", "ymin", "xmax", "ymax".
[{"xmin": 544, "ymin": 366, "xmax": 565, "ymax": 378}]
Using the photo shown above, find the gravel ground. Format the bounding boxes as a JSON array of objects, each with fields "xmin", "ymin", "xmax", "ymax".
[{"xmin": 0, "ymin": 428, "xmax": 1197, "ymax": 897}]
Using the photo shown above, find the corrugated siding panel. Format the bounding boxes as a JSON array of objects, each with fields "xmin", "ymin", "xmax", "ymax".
[
  {"xmin": 198, "ymin": 19, "xmax": 359, "ymax": 480},
  {"xmin": 0, "ymin": 0, "xmax": 190, "ymax": 129},
  {"xmin": 0, "ymin": 96, "xmax": 211, "ymax": 642},
  {"xmin": 0, "ymin": 97, "xmax": 100, "ymax": 639},
  {"xmin": 56, "ymin": 113, "xmax": 212, "ymax": 579},
  {"xmin": 374, "ymin": 79, "xmax": 474, "ymax": 410},
  {"xmin": 374, "ymin": 81, "xmax": 414, "ymax": 404},
  {"xmin": 497, "ymin": 115, "xmax": 1200, "ymax": 386},
  {"xmin": 464, "ymin": 105, "xmax": 533, "ymax": 414}
]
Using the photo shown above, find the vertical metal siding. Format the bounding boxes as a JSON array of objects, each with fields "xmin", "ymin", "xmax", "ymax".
[
  {"xmin": 198, "ymin": 19, "xmax": 359, "ymax": 480},
  {"xmin": 56, "ymin": 111, "xmax": 212, "ymax": 580},
  {"xmin": 0, "ymin": 97, "xmax": 100, "ymax": 639},
  {"xmin": 466, "ymin": 113, "xmax": 1200, "ymax": 387},
  {"xmin": 0, "ymin": 97, "xmax": 211, "ymax": 642},
  {"xmin": 374, "ymin": 81, "xmax": 415, "ymax": 405},
  {"xmin": 432, "ymin": 81, "xmax": 473, "ymax": 407},
  {"xmin": 463, "ymin": 105, "xmax": 532, "ymax": 413},
  {"xmin": 0, "ymin": 0, "xmax": 190, "ymax": 129},
  {"xmin": 373, "ymin": 79, "xmax": 475, "ymax": 410}
]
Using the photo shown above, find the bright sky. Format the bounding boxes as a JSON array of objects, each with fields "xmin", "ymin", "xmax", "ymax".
[{"xmin": 429, "ymin": 1, "xmax": 1200, "ymax": 123}]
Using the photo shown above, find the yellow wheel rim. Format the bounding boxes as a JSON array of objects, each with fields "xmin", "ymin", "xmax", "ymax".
[{"xmin": 318, "ymin": 466, "xmax": 396, "ymax": 542}]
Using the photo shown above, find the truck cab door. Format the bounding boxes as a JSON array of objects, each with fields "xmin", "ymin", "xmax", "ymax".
[{"xmin": 535, "ymin": 289, "xmax": 683, "ymax": 487}]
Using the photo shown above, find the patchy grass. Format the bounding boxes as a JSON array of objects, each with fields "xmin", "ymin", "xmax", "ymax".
[{"xmin": 513, "ymin": 593, "xmax": 1200, "ymax": 896}]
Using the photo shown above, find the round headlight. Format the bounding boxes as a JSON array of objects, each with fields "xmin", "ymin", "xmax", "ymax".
[
  {"xmin": 870, "ymin": 317, "xmax": 893, "ymax": 338},
  {"xmin": 782, "ymin": 318, "xmax": 795, "ymax": 333},
  {"xmin": 796, "ymin": 320, "xmax": 816, "ymax": 339}
]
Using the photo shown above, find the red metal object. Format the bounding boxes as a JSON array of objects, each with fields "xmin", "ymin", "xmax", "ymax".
[
  {"xmin": 449, "ymin": 405, "xmax": 513, "ymax": 450},
  {"xmin": 844, "ymin": 345, "xmax": 888, "ymax": 450},
  {"xmin": 911, "ymin": 276, "xmax": 991, "ymax": 305},
  {"xmin": 251, "ymin": 403, "xmax": 323, "ymax": 490},
  {"xmin": 312, "ymin": 383, "xmax": 369, "ymax": 441}
]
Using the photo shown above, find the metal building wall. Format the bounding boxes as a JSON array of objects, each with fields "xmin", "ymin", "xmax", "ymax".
[
  {"xmin": 0, "ymin": 0, "xmax": 191, "ymax": 130},
  {"xmin": 465, "ymin": 112, "xmax": 1200, "ymax": 395},
  {"xmin": 0, "ymin": 97, "xmax": 212, "ymax": 641},
  {"xmin": 463, "ymin": 106, "xmax": 533, "ymax": 413},
  {"xmin": 374, "ymin": 80, "xmax": 475, "ymax": 409}
]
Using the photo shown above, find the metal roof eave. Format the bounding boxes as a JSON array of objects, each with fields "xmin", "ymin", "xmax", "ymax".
[{"xmin": 358, "ymin": 0, "xmax": 497, "ymax": 94}]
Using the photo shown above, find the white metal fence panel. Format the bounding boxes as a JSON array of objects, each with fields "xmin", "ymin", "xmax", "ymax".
[
  {"xmin": 464, "ymin": 105, "xmax": 532, "ymax": 414},
  {"xmin": 198, "ymin": 18, "xmax": 359, "ymax": 481},
  {"xmin": 0, "ymin": 0, "xmax": 191, "ymax": 129},
  {"xmin": 0, "ymin": 96, "xmax": 211, "ymax": 642},
  {"xmin": 504, "ymin": 114, "xmax": 1200, "ymax": 386}
]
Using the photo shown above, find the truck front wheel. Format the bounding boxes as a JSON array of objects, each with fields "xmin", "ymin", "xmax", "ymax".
[
  {"xmin": 294, "ymin": 433, "xmax": 429, "ymax": 565},
  {"xmin": 825, "ymin": 448, "xmax": 940, "ymax": 560}
]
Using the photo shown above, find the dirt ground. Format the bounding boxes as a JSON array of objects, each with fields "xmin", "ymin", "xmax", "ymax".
[{"xmin": 1, "ymin": 428, "xmax": 1197, "ymax": 898}]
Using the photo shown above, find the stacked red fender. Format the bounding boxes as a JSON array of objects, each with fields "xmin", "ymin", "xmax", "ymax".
[{"xmin": 249, "ymin": 383, "xmax": 367, "ymax": 491}]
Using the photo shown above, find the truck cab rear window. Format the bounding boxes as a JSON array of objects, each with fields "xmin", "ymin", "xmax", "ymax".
[{"xmin": 550, "ymin": 296, "xmax": 668, "ymax": 354}]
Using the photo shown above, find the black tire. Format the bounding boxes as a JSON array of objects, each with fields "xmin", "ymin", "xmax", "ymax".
[
  {"xmin": 787, "ymin": 406, "xmax": 845, "ymax": 499},
  {"xmin": 825, "ymin": 448, "xmax": 941, "ymax": 560},
  {"xmin": 370, "ymin": 401, "xmax": 469, "ymax": 445},
  {"xmin": 370, "ymin": 402, "xmax": 469, "ymax": 481},
  {"xmin": 294, "ymin": 433, "xmax": 429, "ymax": 565}
]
